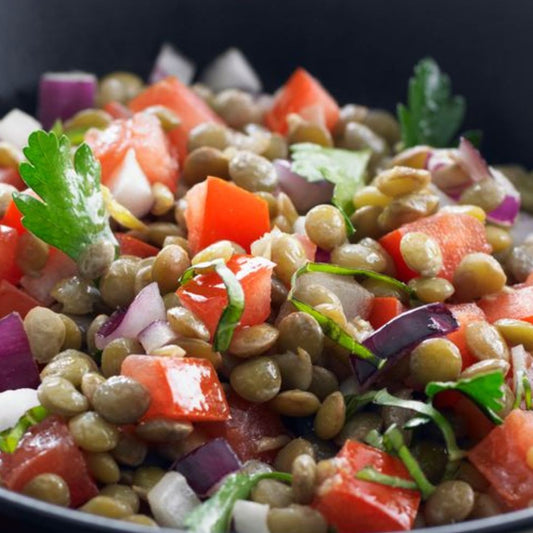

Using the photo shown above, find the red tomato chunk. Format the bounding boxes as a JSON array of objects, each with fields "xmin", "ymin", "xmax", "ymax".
[
  {"xmin": 0, "ymin": 416, "xmax": 97, "ymax": 507},
  {"xmin": 121, "ymin": 355, "xmax": 230, "ymax": 422},
  {"xmin": 177, "ymin": 254, "xmax": 274, "ymax": 338},
  {"xmin": 313, "ymin": 440, "xmax": 420, "ymax": 533},
  {"xmin": 469, "ymin": 409, "xmax": 533, "ymax": 509}
]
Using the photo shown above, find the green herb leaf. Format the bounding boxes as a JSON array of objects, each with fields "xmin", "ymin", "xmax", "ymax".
[
  {"xmin": 345, "ymin": 389, "xmax": 466, "ymax": 462},
  {"xmin": 290, "ymin": 143, "xmax": 371, "ymax": 219},
  {"xmin": 425, "ymin": 372, "xmax": 505, "ymax": 425},
  {"xmin": 0, "ymin": 405, "xmax": 48, "ymax": 453},
  {"xmin": 355, "ymin": 466, "xmax": 418, "ymax": 491},
  {"xmin": 364, "ymin": 429, "xmax": 385, "ymax": 450},
  {"xmin": 179, "ymin": 259, "xmax": 245, "ymax": 352},
  {"xmin": 383, "ymin": 425, "xmax": 436, "ymax": 500},
  {"xmin": 13, "ymin": 130, "xmax": 117, "ymax": 264},
  {"xmin": 184, "ymin": 471, "xmax": 292, "ymax": 533},
  {"xmin": 398, "ymin": 58, "xmax": 466, "ymax": 148}
]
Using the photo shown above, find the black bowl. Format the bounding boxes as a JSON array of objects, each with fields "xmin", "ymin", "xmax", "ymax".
[{"xmin": 1, "ymin": 0, "xmax": 533, "ymax": 531}]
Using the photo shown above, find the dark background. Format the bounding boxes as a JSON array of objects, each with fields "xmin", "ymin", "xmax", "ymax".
[
  {"xmin": 2, "ymin": 1, "xmax": 533, "ymax": 532},
  {"xmin": 1, "ymin": 0, "xmax": 533, "ymax": 166}
]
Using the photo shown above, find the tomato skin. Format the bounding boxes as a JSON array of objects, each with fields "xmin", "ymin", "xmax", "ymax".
[
  {"xmin": 177, "ymin": 254, "xmax": 274, "ymax": 338},
  {"xmin": 469, "ymin": 409, "xmax": 533, "ymax": 509},
  {"xmin": 0, "ymin": 224, "xmax": 21, "ymax": 284},
  {"xmin": 199, "ymin": 393, "xmax": 286, "ymax": 463},
  {"xmin": 121, "ymin": 355, "xmax": 229, "ymax": 422},
  {"xmin": 479, "ymin": 285, "xmax": 533, "ymax": 324},
  {"xmin": 312, "ymin": 440, "xmax": 420, "ymax": 533},
  {"xmin": 85, "ymin": 112, "xmax": 179, "ymax": 192},
  {"xmin": 0, "ymin": 416, "xmax": 98, "ymax": 507},
  {"xmin": 129, "ymin": 76, "xmax": 223, "ymax": 163},
  {"xmin": 379, "ymin": 212, "xmax": 491, "ymax": 282},
  {"xmin": 0, "ymin": 280, "xmax": 39, "ymax": 319},
  {"xmin": 115, "ymin": 233, "xmax": 159, "ymax": 258},
  {"xmin": 265, "ymin": 68, "xmax": 340, "ymax": 134},
  {"xmin": 185, "ymin": 176, "xmax": 270, "ymax": 255}
]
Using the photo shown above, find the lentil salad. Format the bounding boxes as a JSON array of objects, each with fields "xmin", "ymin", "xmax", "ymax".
[{"xmin": 1, "ymin": 48, "xmax": 533, "ymax": 533}]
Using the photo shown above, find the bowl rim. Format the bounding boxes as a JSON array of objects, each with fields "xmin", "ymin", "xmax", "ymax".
[{"xmin": 2, "ymin": 484, "xmax": 533, "ymax": 533}]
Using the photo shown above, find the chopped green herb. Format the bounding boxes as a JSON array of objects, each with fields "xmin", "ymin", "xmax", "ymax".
[
  {"xmin": 184, "ymin": 471, "xmax": 292, "ymax": 533},
  {"xmin": 364, "ymin": 429, "xmax": 385, "ymax": 450},
  {"xmin": 0, "ymin": 405, "xmax": 48, "ymax": 453},
  {"xmin": 355, "ymin": 466, "xmax": 418, "ymax": 491},
  {"xmin": 425, "ymin": 372, "xmax": 505, "ymax": 425},
  {"xmin": 13, "ymin": 130, "xmax": 117, "ymax": 267},
  {"xmin": 180, "ymin": 259, "xmax": 244, "ymax": 352},
  {"xmin": 397, "ymin": 58, "xmax": 466, "ymax": 148},
  {"xmin": 383, "ymin": 425, "xmax": 436, "ymax": 500},
  {"xmin": 345, "ymin": 389, "xmax": 465, "ymax": 462},
  {"xmin": 290, "ymin": 143, "xmax": 371, "ymax": 232}
]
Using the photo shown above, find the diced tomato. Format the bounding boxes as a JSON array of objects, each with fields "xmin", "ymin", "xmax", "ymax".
[
  {"xmin": 0, "ymin": 167, "xmax": 25, "ymax": 189},
  {"xmin": 479, "ymin": 285, "xmax": 533, "ymax": 324},
  {"xmin": 115, "ymin": 233, "xmax": 159, "ymax": 258},
  {"xmin": 121, "ymin": 355, "xmax": 229, "ymax": 422},
  {"xmin": 446, "ymin": 303, "xmax": 486, "ymax": 369},
  {"xmin": 185, "ymin": 176, "xmax": 270, "ymax": 254},
  {"xmin": 0, "ymin": 416, "xmax": 98, "ymax": 507},
  {"xmin": 379, "ymin": 212, "xmax": 491, "ymax": 282},
  {"xmin": 103, "ymin": 101, "xmax": 133, "ymax": 120},
  {"xmin": 313, "ymin": 440, "xmax": 420, "ymax": 533},
  {"xmin": 199, "ymin": 393, "xmax": 286, "ymax": 463},
  {"xmin": 177, "ymin": 254, "xmax": 274, "ymax": 337},
  {"xmin": 1, "ymin": 198, "xmax": 25, "ymax": 234},
  {"xmin": 0, "ymin": 225, "xmax": 21, "ymax": 284},
  {"xmin": 129, "ymin": 76, "xmax": 223, "ymax": 163},
  {"xmin": 85, "ymin": 112, "xmax": 179, "ymax": 192},
  {"xmin": 0, "ymin": 280, "xmax": 39, "ymax": 319},
  {"xmin": 469, "ymin": 409, "xmax": 533, "ymax": 509},
  {"xmin": 265, "ymin": 68, "xmax": 340, "ymax": 134},
  {"xmin": 526, "ymin": 272, "xmax": 533, "ymax": 286},
  {"xmin": 368, "ymin": 297, "xmax": 405, "ymax": 330}
]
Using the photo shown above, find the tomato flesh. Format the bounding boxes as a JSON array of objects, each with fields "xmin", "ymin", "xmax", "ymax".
[
  {"xmin": 0, "ymin": 224, "xmax": 21, "ymax": 284},
  {"xmin": 177, "ymin": 254, "xmax": 274, "ymax": 338},
  {"xmin": 0, "ymin": 416, "xmax": 97, "ymax": 507},
  {"xmin": 479, "ymin": 285, "xmax": 533, "ymax": 324},
  {"xmin": 0, "ymin": 280, "xmax": 39, "ymax": 319}
]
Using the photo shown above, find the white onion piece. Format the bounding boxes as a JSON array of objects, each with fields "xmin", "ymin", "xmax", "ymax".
[
  {"xmin": 138, "ymin": 320, "xmax": 177, "ymax": 353},
  {"xmin": 0, "ymin": 109, "xmax": 41, "ymax": 151},
  {"xmin": 458, "ymin": 137, "xmax": 490, "ymax": 182},
  {"xmin": 296, "ymin": 271, "xmax": 373, "ymax": 321},
  {"xmin": 150, "ymin": 43, "xmax": 195, "ymax": 85},
  {"xmin": 293, "ymin": 216, "xmax": 307, "ymax": 235},
  {"xmin": 510, "ymin": 212, "xmax": 533, "ymax": 244},
  {"xmin": 0, "ymin": 388, "xmax": 39, "ymax": 431},
  {"xmin": 38, "ymin": 71, "xmax": 97, "ymax": 129},
  {"xmin": 200, "ymin": 48, "xmax": 262, "ymax": 93},
  {"xmin": 95, "ymin": 282, "xmax": 165, "ymax": 350},
  {"xmin": 274, "ymin": 159, "xmax": 334, "ymax": 213},
  {"xmin": 147, "ymin": 472, "xmax": 200, "ymax": 528},
  {"xmin": 512, "ymin": 344, "xmax": 528, "ymax": 398},
  {"xmin": 232, "ymin": 500, "xmax": 270, "ymax": 533},
  {"xmin": 108, "ymin": 148, "xmax": 154, "ymax": 218}
]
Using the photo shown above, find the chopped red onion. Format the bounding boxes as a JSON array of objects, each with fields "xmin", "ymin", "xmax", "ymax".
[
  {"xmin": 150, "ymin": 43, "xmax": 195, "ymax": 85},
  {"xmin": 172, "ymin": 437, "xmax": 242, "ymax": 496},
  {"xmin": 486, "ymin": 169, "xmax": 521, "ymax": 226},
  {"xmin": 315, "ymin": 248, "xmax": 331, "ymax": 263},
  {"xmin": 0, "ymin": 388, "xmax": 39, "ymax": 431},
  {"xmin": 138, "ymin": 320, "xmax": 177, "ymax": 353},
  {"xmin": 38, "ymin": 71, "xmax": 97, "ymax": 129},
  {"xmin": 457, "ymin": 137, "xmax": 490, "ymax": 182},
  {"xmin": 95, "ymin": 282, "xmax": 166, "ymax": 350},
  {"xmin": 233, "ymin": 500, "xmax": 270, "ymax": 533},
  {"xmin": 0, "ymin": 312, "xmax": 40, "ymax": 392},
  {"xmin": 274, "ymin": 159, "xmax": 334, "ymax": 213},
  {"xmin": 510, "ymin": 212, "xmax": 533, "ymax": 244},
  {"xmin": 0, "ymin": 109, "xmax": 41, "ymax": 151},
  {"xmin": 200, "ymin": 48, "xmax": 262, "ymax": 93},
  {"xmin": 353, "ymin": 303, "xmax": 458, "ymax": 391}
]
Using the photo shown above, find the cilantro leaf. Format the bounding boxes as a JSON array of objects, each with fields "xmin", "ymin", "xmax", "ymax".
[
  {"xmin": 398, "ymin": 58, "xmax": 466, "ymax": 148},
  {"xmin": 290, "ymin": 142, "xmax": 371, "ymax": 221},
  {"xmin": 13, "ymin": 130, "xmax": 117, "ymax": 266},
  {"xmin": 425, "ymin": 372, "xmax": 505, "ymax": 425},
  {"xmin": 0, "ymin": 405, "xmax": 48, "ymax": 453}
]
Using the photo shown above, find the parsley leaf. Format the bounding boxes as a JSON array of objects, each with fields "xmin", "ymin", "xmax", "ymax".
[
  {"xmin": 425, "ymin": 372, "xmax": 505, "ymax": 425},
  {"xmin": 398, "ymin": 58, "xmax": 466, "ymax": 148},
  {"xmin": 0, "ymin": 405, "xmax": 48, "ymax": 453},
  {"xmin": 13, "ymin": 130, "xmax": 117, "ymax": 267},
  {"xmin": 290, "ymin": 143, "xmax": 371, "ymax": 230}
]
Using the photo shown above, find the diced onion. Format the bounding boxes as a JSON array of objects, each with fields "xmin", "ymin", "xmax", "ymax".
[
  {"xmin": 232, "ymin": 500, "xmax": 270, "ymax": 533},
  {"xmin": 0, "ymin": 109, "xmax": 41, "ymax": 151},
  {"xmin": 0, "ymin": 389, "xmax": 39, "ymax": 431},
  {"xmin": 138, "ymin": 320, "xmax": 177, "ymax": 354},
  {"xmin": 150, "ymin": 43, "xmax": 195, "ymax": 85}
]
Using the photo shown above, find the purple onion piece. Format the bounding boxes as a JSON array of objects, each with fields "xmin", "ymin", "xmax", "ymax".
[
  {"xmin": 457, "ymin": 137, "xmax": 490, "ymax": 182},
  {"xmin": 314, "ymin": 248, "xmax": 331, "ymax": 263},
  {"xmin": 96, "ymin": 308, "xmax": 126, "ymax": 340},
  {"xmin": 487, "ymin": 194, "xmax": 521, "ymax": 226},
  {"xmin": 38, "ymin": 72, "xmax": 97, "ymax": 129},
  {"xmin": 172, "ymin": 437, "xmax": 242, "ymax": 496},
  {"xmin": 352, "ymin": 303, "xmax": 458, "ymax": 392},
  {"xmin": 0, "ymin": 312, "xmax": 40, "ymax": 392}
]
